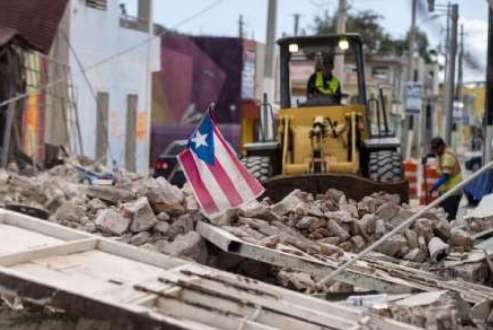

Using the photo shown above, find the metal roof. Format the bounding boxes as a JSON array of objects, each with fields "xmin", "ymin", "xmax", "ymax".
[
  {"xmin": 0, "ymin": 27, "xmax": 36, "ymax": 49},
  {"xmin": 0, "ymin": 0, "xmax": 68, "ymax": 53}
]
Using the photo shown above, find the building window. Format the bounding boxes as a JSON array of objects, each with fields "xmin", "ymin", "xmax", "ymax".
[{"xmin": 86, "ymin": 0, "xmax": 107, "ymax": 10}]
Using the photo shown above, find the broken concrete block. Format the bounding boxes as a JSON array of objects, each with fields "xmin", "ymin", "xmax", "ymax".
[
  {"xmin": 95, "ymin": 209, "xmax": 130, "ymax": 236},
  {"xmin": 309, "ymin": 228, "xmax": 331, "ymax": 240},
  {"xmin": 434, "ymin": 220, "xmax": 451, "ymax": 241},
  {"xmin": 449, "ymin": 228, "xmax": 473, "ymax": 252},
  {"xmin": 260, "ymin": 235, "xmax": 280, "ymax": 248},
  {"xmin": 278, "ymin": 270, "xmax": 314, "ymax": 291},
  {"xmin": 327, "ymin": 219, "xmax": 350, "ymax": 240},
  {"xmin": 122, "ymin": 197, "xmax": 158, "ymax": 233},
  {"xmin": 239, "ymin": 201, "xmax": 280, "ymax": 222},
  {"xmin": 153, "ymin": 221, "xmax": 170, "ymax": 235},
  {"xmin": 308, "ymin": 218, "xmax": 327, "ymax": 232},
  {"xmin": 403, "ymin": 248, "xmax": 427, "ymax": 263},
  {"xmin": 414, "ymin": 218, "xmax": 434, "ymax": 241},
  {"xmin": 88, "ymin": 198, "xmax": 106, "ymax": 212},
  {"xmin": 428, "ymin": 237, "xmax": 449, "ymax": 263},
  {"xmin": 87, "ymin": 186, "xmax": 134, "ymax": 204},
  {"xmin": 319, "ymin": 243, "xmax": 344, "ymax": 257},
  {"xmin": 296, "ymin": 216, "xmax": 317, "ymax": 229},
  {"xmin": 404, "ymin": 229, "xmax": 419, "ymax": 249},
  {"xmin": 359, "ymin": 214, "xmax": 377, "ymax": 235},
  {"xmin": 351, "ymin": 235, "xmax": 366, "ymax": 251},
  {"xmin": 375, "ymin": 219, "xmax": 386, "ymax": 238},
  {"xmin": 271, "ymin": 189, "xmax": 306, "ymax": 216},
  {"xmin": 376, "ymin": 202, "xmax": 400, "ymax": 221},
  {"xmin": 184, "ymin": 195, "xmax": 198, "ymax": 211},
  {"xmin": 161, "ymin": 231, "xmax": 208, "ymax": 264},
  {"xmin": 338, "ymin": 240, "xmax": 354, "ymax": 252},
  {"xmin": 340, "ymin": 203, "xmax": 359, "ymax": 218},
  {"xmin": 130, "ymin": 231, "xmax": 151, "ymax": 246},
  {"xmin": 325, "ymin": 188, "xmax": 345, "ymax": 204},
  {"xmin": 167, "ymin": 213, "xmax": 195, "ymax": 240},
  {"xmin": 376, "ymin": 235, "xmax": 407, "ymax": 257},
  {"xmin": 156, "ymin": 211, "xmax": 170, "ymax": 222},
  {"xmin": 390, "ymin": 209, "xmax": 415, "ymax": 228},
  {"xmin": 318, "ymin": 237, "xmax": 341, "ymax": 246},
  {"xmin": 143, "ymin": 177, "xmax": 185, "ymax": 215},
  {"xmin": 54, "ymin": 201, "xmax": 85, "ymax": 224}
]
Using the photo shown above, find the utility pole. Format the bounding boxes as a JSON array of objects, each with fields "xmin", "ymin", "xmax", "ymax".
[
  {"xmin": 334, "ymin": 0, "xmax": 347, "ymax": 79},
  {"xmin": 456, "ymin": 24, "xmax": 464, "ymax": 103},
  {"xmin": 404, "ymin": 0, "xmax": 417, "ymax": 160},
  {"xmin": 443, "ymin": 4, "xmax": 458, "ymax": 146},
  {"xmin": 238, "ymin": 14, "xmax": 244, "ymax": 39},
  {"xmin": 408, "ymin": 0, "xmax": 417, "ymax": 81},
  {"xmin": 484, "ymin": 6, "xmax": 493, "ymax": 162},
  {"xmin": 293, "ymin": 13, "xmax": 301, "ymax": 36},
  {"xmin": 261, "ymin": 0, "xmax": 277, "ymax": 141}
]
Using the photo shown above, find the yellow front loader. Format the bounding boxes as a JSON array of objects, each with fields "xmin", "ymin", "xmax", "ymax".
[{"xmin": 241, "ymin": 34, "xmax": 409, "ymax": 203}]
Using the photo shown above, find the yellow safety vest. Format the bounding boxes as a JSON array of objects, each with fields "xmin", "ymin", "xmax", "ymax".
[
  {"xmin": 437, "ymin": 148, "xmax": 462, "ymax": 193},
  {"xmin": 315, "ymin": 71, "xmax": 340, "ymax": 96}
]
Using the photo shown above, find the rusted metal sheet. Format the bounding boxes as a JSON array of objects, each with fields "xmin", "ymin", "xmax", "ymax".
[{"xmin": 0, "ymin": 209, "xmax": 419, "ymax": 329}]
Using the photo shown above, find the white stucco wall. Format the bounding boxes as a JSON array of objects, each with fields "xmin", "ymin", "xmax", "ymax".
[{"xmin": 69, "ymin": 0, "xmax": 160, "ymax": 174}]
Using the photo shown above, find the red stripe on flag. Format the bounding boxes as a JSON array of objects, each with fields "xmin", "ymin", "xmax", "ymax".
[
  {"xmin": 213, "ymin": 126, "xmax": 264, "ymax": 195},
  {"xmin": 178, "ymin": 150, "xmax": 219, "ymax": 214},
  {"xmin": 209, "ymin": 157, "xmax": 243, "ymax": 207}
]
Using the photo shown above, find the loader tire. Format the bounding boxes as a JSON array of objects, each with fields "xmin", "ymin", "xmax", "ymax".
[
  {"xmin": 241, "ymin": 156, "xmax": 272, "ymax": 182},
  {"xmin": 368, "ymin": 150, "xmax": 403, "ymax": 183}
]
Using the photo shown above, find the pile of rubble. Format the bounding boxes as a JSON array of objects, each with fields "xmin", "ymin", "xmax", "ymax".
[
  {"xmin": 216, "ymin": 188, "xmax": 474, "ymax": 265},
  {"xmin": 0, "ymin": 162, "xmax": 209, "ymax": 263}
]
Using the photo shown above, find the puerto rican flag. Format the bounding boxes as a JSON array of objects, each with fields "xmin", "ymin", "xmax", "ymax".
[{"xmin": 178, "ymin": 113, "xmax": 265, "ymax": 218}]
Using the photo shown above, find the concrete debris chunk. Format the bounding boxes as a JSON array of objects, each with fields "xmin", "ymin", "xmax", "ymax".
[
  {"xmin": 449, "ymin": 228, "xmax": 473, "ymax": 252},
  {"xmin": 271, "ymin": 189, "xmax": 306, "ymax": 216},
  {"xmin": 160, "ymin": 231, "xmax": 208, "ymax": 264},
  {"xmin": 376, "ymin": 234, "xmax": 407, "ymax": 257},
  {"xmin": 95, "ymin": 209, "xmax": 130, "ymax": 236},
  {"xmin": 87, "ymin": 186, "xmax": 134, "ymax": 204},
  {"xmin": 376, "ymin": 202, "xmax": 400, "ymax": 221},
  {"xmin": 143, "ymin": 177, "xmax": 185, "ymax": 215},
  {"xmin": 130, "ymin": 231, "xmax": 151, "ymax": 246},
  {"xmin": 153, "ymin": 221, "xmax": 170, "ymax": 235},
  {"xmin": 123, "ymin": 197, "xmax": 158, "ymax": 233},
  {"xmin": 428, "ymin": 237, "xmax": 449, "ymax": 263}
]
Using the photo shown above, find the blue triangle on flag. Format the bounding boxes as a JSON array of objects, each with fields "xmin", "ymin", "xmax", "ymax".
[{"xmin": 188, "ymin": 113, "xmax": 215, "ymax": 165}]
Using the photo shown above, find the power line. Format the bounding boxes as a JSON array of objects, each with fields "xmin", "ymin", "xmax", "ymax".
[{"xmin": 0, "ymin": 0, "xmax": 226, "ymax": 111}]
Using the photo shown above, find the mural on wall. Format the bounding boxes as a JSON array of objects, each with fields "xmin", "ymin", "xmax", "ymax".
[
  {"xmin": 151, "ymin": 34, "xmax": 245, "ymax": 163},
  {"xmin": 22, "ymin": 52, "xmax": 47, "ymax": 162}
]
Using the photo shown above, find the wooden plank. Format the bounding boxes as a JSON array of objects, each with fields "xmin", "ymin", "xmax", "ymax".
[{"xmin": 0, "ymin": 238, "xmax": 98, "ymax": 267}]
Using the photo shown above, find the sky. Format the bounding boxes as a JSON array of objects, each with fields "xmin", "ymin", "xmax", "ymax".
[{"xmin": 121, "ymin": 0, "xmax": 489, "ymax": 80}]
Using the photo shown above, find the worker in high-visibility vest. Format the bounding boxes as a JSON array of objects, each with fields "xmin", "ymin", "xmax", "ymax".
[
  {"xmin": 307, "ymin": 55, "xmax": 342, "ymax": 103},
  {"xmin": 424, "ymin": 137, "xmax": 463, "ymax": 221}
]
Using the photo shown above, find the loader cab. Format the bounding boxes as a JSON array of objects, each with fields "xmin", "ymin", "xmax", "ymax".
[{"xmin": 278, "ymin": 34, "xmax": 367, "ymax": 109}]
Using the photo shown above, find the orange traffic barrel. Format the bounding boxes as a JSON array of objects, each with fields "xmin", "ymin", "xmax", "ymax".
[
  {"xmin": 419, "ymin": 163, "xmax": 439, "ymax": 205},
  {"xmin": 403, "ymin": 159, "xmax": 418, "ymax": 199}
]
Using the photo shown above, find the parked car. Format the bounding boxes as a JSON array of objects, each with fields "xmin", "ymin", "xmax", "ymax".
[{"xmin": 153, "ymin": 140, "xmax": 187, "ymax": 187}]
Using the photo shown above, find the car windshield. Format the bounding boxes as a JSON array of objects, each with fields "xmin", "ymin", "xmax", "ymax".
[{"xmin": 286, "ymin": 38, "xmax": 362, "ymax": 108}]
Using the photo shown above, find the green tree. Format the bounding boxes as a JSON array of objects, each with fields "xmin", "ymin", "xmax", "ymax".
[{"xmin": 312, "ymin": 9, "xmax": 432, "ymax": 61}]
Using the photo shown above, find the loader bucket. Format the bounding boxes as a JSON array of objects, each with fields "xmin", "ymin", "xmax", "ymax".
[{"xmin": 263, "ymin": 174, "xmax": 409, "ymax": 204}]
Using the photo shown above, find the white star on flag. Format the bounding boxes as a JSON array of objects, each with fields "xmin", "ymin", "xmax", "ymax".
[{"xmin": 192, "ymin": 131, "xmax": 208, "ymax": 149}]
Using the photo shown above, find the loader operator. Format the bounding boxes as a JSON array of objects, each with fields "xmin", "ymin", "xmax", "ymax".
[
  {"xmin": 307, "ymin": 55, "xmax": 342, "ymax": 104},
  {"xmin": 423, "ymin": 137, "xmax": 463, "ymax": 221}
]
